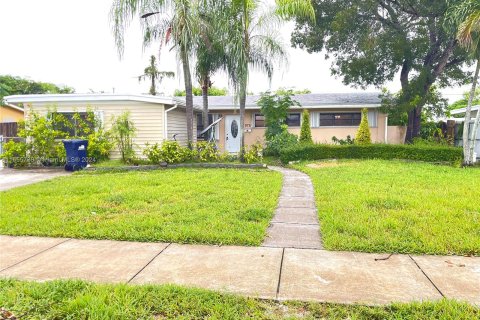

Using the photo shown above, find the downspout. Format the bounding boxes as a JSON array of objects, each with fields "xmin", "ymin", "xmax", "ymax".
[
  {"xmin": 384, "ymin": 115, "xmax": 388, "ymax": 144},
  {"xmin": 164, "ymin": 105, "xmax": 178, "ymax": 141}
]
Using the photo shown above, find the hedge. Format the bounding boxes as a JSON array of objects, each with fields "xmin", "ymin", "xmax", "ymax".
[{"xmin": 279, "ymin": 143, "xmax": 463, "ymax": 164}]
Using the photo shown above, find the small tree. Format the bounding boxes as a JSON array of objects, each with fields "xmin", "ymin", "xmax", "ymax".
[
  {"xmin": 355, "ymin": 108, "xmax": 371, "ymax": 145},
  {"xmin": 299, "ymin": 110, "xmax": 313, "ymax": 143},
  {"xmin": 111, "ymin": 112, "xmax": 136, "ymax": 163},
  {"xmin": 258, "ymin": 90, "xmax": 300, "ymax": 140}
]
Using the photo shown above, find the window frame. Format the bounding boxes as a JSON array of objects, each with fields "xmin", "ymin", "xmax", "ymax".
[
  {"xmin": 318, "ymin": 112, "xmax": 362, "ymax": 127},
  {"xmin": 253, "ymin": 112, "xmax": 302, "ymax": 128}
]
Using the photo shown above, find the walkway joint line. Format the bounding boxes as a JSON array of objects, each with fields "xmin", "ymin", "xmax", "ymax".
[
  {"xmin": 275, "ymin": 248, "xmax": 285, "ymax": 300},
  {"xmin": 0, "ymin": 238, "xmax": 72, "ymax": 273},
  {"xmin": 408, "ymin": 254, "xmax": 445, "ymax": 298},
  {"xmin": 127, "ymin": 243, "xmax": 172, "ymax": 284}
]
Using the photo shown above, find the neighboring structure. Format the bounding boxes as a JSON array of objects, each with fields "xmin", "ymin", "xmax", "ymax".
[
  {"xmin": 193, "ymin": 93, "xmax": 405, "ymax": 153},
  {"xmin": 0, "ymin": 104, "xmax": 24, "ymax": 123},
  {"xmin": 450, "ymin": 106, "xmax": 480, "ymax": 159},
  {"xmin": 4, "ymin": 94, "xmax": 200, "ymax": 159}
]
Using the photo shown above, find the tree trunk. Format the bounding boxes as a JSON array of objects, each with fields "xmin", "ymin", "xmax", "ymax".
[
  {"xmin": 181, "ymin": 46, "xmax": 194, "ymax": 144},
  {"xmin": 239, "ymin": 83, "xmax": 246, "ymax": 162},
  {"xmin": 150, "ymin": 75, "xmax": 156, "ymax": 96},
  {"xmin": 405, "ymin": 106, "xmax": 422, "ymax": 143},
  {"xmin": 201, "ymin": 75, "xmax": 209, "ymax": 130},
  {"xmin": 465, "ymin": 59, "xmax": 480, "ymax": 165}
]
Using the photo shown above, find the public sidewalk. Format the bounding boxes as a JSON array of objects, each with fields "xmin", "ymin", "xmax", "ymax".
[{"xmin": 1, "ymin": 235, "xmax": 478, "ymax": 306}]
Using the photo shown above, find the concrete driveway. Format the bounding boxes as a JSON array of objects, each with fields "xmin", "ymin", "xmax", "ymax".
[{"xmin": 0, "ymin": 168, "xmax": 71, "ymax": 191}]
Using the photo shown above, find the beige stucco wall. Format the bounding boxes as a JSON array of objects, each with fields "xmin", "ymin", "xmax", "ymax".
[
  {"xmin": 24, "ymin": 101, "xmax": 167, "ymax": 159},
  {"xmin": 213, "ymin": 108, "xmax": 390, "ymax": 152},
  {"xmin": 0, "ymin": 106, "xmax": 24, "ymax": 123},
  {"xmin": 387, "ymin": 126, "xmax": 407, "ymax": 144}
]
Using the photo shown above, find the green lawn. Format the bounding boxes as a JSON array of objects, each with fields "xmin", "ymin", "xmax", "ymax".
[
  {"xmin": 0, "ymin": 280, "xmax": 477, "ymax": 320},
  {"xmin": 294, "ymin": 160, "xmax": 480, "ymax": 256},
  {"xmin": 0, "ymin": 168, "xmax": 282, "ymax": 245}
]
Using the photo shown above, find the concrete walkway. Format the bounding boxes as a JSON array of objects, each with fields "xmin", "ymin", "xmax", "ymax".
[
  {"xmin": 1, "ymin": 235, "xmax": 479, "ymax": 306},
  {"xmin": 0, "ymin": 168, "xmax": 70, "ymax": 191},
  {"xmin": 263, "ymin": 167, "xmax": 322, "ymax": 249}
]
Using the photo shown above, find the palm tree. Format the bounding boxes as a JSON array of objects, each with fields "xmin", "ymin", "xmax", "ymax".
[
  {"xmin": 111, "ymin": 0, "xmax": 198, "ymax": 143},
  {"xmin": 195, "ymin": 1, "xmax": 227, "ymax": 130},
  {"xmin": 446, "ymin": 0, "xmax": 480, "ymax": 165},
  {"xmin": 138, "ymin": 55, "xmax": 175, "ymax": 95},
  {"xmin": 224, "ymin": 0, "xmax": 315, "ymax": 160}
]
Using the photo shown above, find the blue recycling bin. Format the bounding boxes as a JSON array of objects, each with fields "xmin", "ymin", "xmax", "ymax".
[{"xmin": 63, "ymin": 139, "xmax": 88, "ymax": 171}]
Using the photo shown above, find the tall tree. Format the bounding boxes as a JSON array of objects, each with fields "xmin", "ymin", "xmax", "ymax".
[
  {"xmin": 138, "ymin": 55, "xmax": 174, "ymax": 95},
  {"xmin": 446, "ymin": 0, "xmax": 480, "ymax": 164},
  {"xmin": 111, "ymin": 0, "xmax": 198, "ymax": 143},
  {"xmin": 225, "ymin": 0, "xmax": 314, "ymax": 159},
  {"xmin": 292, "ymin": 0, "xmax": 472, "ymax": 142},
  {"xmin": 195, "ymin": 0, "xmax": 227, "ymax": 129}
]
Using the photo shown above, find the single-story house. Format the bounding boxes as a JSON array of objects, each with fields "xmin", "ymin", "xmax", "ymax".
[
  {"xmin": 193, "ymin": 93, "xmax": 405, "ymax": 153},
  {"xmin": 4, "ymin": 94, "xmax": 201, "ymax": 159},
  {"xmin": 0, "ymin": 104, "xmax": 24, "ymax": 123}
]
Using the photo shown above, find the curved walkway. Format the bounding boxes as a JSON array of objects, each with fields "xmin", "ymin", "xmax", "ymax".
[{"xmin": 263, "ymin": 166, "xmax": 322, "ymax": 249}]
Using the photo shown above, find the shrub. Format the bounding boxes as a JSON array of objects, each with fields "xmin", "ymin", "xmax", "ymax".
[
  {"xmin": 243, "ymin": 142, "xmax": 263, "ymax": 164},
  {"xmin": 332, "ymin": 135, "xmax": 354, "ymax": 145},
  {"xmin": 258, "ymin": 90, "xmax": 300, "ymax": 139},
  {"xmin": 355, "ymin": 108, "xmax": 371, "ymax": 145},
  {"xmin": 264, "ymin": 125, "xmax": 298, "ymax": 156},
  {"xmin": 279, "ymin": 143, "xmax": 463, "ymax": 164},
  {"xmin": 299, "ymin": 110, "xmax": 313, "ymax": 143},
  {"xmin": 111, "ymin": 112, "xmax": 136, "ymax": 163},
  {"xmin": 143, "ymin": 141, "xmax": 187, "ymax": 164},
  {"xmin": 194, "ymin": 141, "xmax": 220, "ymax": 162},
  {"xmin": 0, "ymin": 139, "xmax": 28, "ymax": 167}
]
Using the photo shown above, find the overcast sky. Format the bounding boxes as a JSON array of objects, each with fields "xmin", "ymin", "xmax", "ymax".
[{"xmin": 0, "ymin": 0, "xmax": 471, "ymax": 102}]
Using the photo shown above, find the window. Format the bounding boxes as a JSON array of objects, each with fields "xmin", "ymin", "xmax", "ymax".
[
  {"xmin": 254, "ymin": 113, "xmax": 301, "ymax": 127},
  {"xmin": 286, "ymin": 113, "xmax": 301, "ymax": 126},
  {"xmin": 254, "ymin": 114, "xmax": 265, "ymax": 127},
  {"xmin": 197, "ymin": 113, "xmax": 220, "ymax": 138},
  {"xmin": 319, "ymin": 113, "xmax": 361, "ymax": 126},
  {"xmin": 53, "ymin": 112, "xmax": 95, "ymax": 137}
]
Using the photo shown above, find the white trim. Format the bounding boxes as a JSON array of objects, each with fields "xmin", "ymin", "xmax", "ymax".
[
  {"xmin": 3, "ymin": 94, "xmax": 203, "ymax": 110},
  {"xmin": 450, "ymin": 105, "xmax": 480, "ymax": 115},
  {"xmin": 3, "ymin": 103, "xmax": 25, "ymax": 112}
]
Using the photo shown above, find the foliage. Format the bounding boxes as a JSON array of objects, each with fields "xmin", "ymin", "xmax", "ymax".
[
  {"xmin": 258, "ymin": 90, "xmax": 300, "ymax": 139},
  {"xmin": 380, "ymin": 86, "xmax": 449, "ymax": 126},
  {"xmin": 299, "ymin": 110, "xmax": 313, "ymax": 143},
  {"xmin": 280, "ymin": 144, "xmax": 463, "ymax": 164},
  {"xmin": 174, "ymin": 86, "xmax": 228, "ymax": 96},
  {"xmin": 243, "ymin": 142, "xmax": 263, "ymax": 164},
  {"xmin": 0, "ymin": 109, "xmax": 112, "ymax": 167},
  {"xmin": 276, "ymin": 87, "xmax": 311, "ymax": 95},
  {"xmin": 143, "ymin": 141, "xmax": 222, "ymax": 164},
  {"xmin": 264, "ymin": 125, "xmax": 299, "ymax": 157},
  {"xmin": 292, "ymin": 0, "xmax": 471, "ymax": 139},
  {"xmin": 138, "ymin": 55, "xmax": 174, "ymax": 96},
  {"xmin": 355, "ymin": 108, "xmax": 371, "ymax": 145},
  {"xmin": 4, "ymin": 280, "xmax": 478, "ymax": 320},
  {"xmin": 331, "ymin": 135, "xmax": 354, "ymax": 145},
  {"xmin": 111, "ymin": 112, "xmax": 136, "ymax": 163},
  {"xmin": 448, "ymin": 88, "xmax": 480, "ymax": 113},
  {"xmin": 0, "ymin": 75, "xmax": 74, "ymax": 104},
  {"xmin": 0, "ymin": 169, "xmax": 282, "ymax": 245},
  {"xmin": 194, "ymin": 141, "xmax": 220, "ymax": 162}
]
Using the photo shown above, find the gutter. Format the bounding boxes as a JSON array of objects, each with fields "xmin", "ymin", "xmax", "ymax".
[
  {"xmin": 3, "ymin": 102, "xmax": 25, "ymax": 113},
  {"xmin": 164, "ymin": 105, "xmax": 178, "ymax": 141}
]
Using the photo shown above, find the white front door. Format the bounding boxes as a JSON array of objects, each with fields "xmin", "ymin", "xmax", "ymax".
[{"xmin": 225, "ymin": 115, "xmax": 241, "ymax": 153}]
